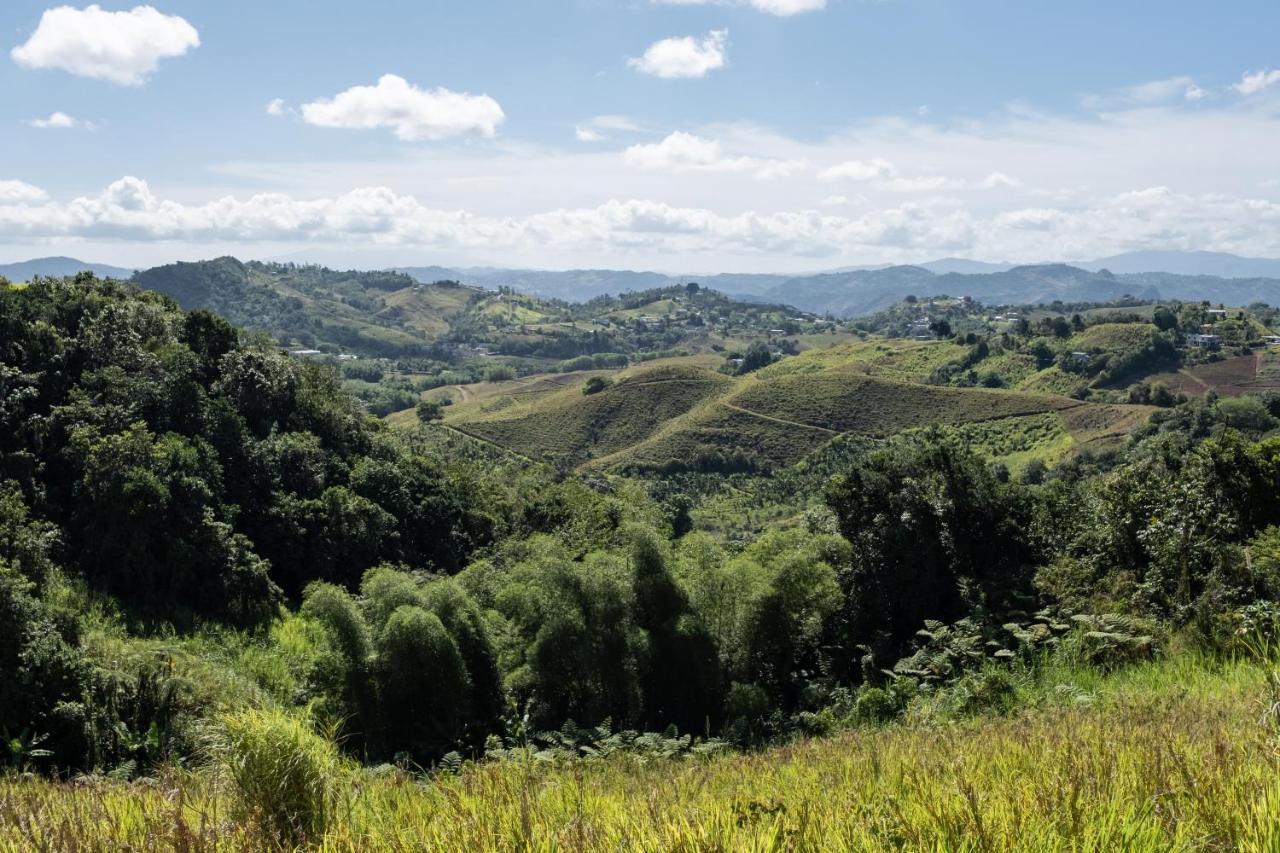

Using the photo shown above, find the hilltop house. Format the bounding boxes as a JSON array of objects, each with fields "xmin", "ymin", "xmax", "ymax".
[
  {"xmin": 1187, "ymin": 333, "xmax": 1222, "ymax": 349},
  {"xmin": 908, "ymin": 317, "xmax": 934, "ymax": 341}
]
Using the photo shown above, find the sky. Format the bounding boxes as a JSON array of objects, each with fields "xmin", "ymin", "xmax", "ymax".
[{"xmin": 2, "ymin": 0, "xmax": 1280, "ymax": 273}]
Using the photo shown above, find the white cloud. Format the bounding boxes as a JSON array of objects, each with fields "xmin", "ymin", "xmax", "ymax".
[
  {"xmin": 266, "ymin": 98, "xmax": 287, "ymax": 117},
  {"xmin": 818, "ymin": 158, "xmax": 898, "ymax": 182},
  {"xmin": 0, "ymin": 180, "xmax": 49, "ymax": 205},
  {"xmin": 629, "ymin": 30, "xmax": 728, "ymax": 79},
  {"xmin": 980, "ymin": 172, "xmax": 1020, "ymax": 189},
  {"xmin": 7, "ymin": 175, "xmax": 1280, "ymax": 270},
  {"xmin": 575, "ymin": 127, "xmax": 605, "ymax": 143},
  {"xmin": 652, "ymin": 0, "xmax": 825, "ymax": 15},
  {"xmin": 1082, "ymin": 76, "xmax": 1210, "ymax": 111},
  {"xmin": 820, "ymin": 158, "xmax": 975, "ymax": 192},
  {"xmin": 1235, "ymin": 69, "xmax": 1280, "ymax": 96},
  {"xmin": 623, "ymin": 131, "xmax": 801, "ymax": 179},
  {"xmin": 29, "ymin": 111, "xmax": 87, "ymax": 129},
  {"xmin": 10, "ymin": 4, "xmax": 199, "ymax": 85},
  {"xmin": 300, "ymin": 74, "xmax": 504, "ymax": 141}
]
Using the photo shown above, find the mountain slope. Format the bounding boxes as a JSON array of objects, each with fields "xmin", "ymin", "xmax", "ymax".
[
  {"xmin": 133, "ymin": 257, "xmax": 481, "ymax": 355},
  {"xmin": 0, "ymin": 256, "xmax": 135, "ymax": 282}
]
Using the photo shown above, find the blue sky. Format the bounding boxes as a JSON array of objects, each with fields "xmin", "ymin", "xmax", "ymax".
[{"xmin": 3, "ymin": 0, "xmax": 1280, "ymax": 271}]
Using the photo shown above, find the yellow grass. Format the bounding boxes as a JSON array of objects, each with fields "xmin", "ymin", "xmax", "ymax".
[{"xmin": 2, "ymin": 656, "xmax": 1277, "ymax": 851}]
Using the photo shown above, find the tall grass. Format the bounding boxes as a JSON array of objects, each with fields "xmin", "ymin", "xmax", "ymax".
[
  {"xmin": 0, "ymin": 654, "xmax": 1276, "ymax": 851},
  {"xmin": 204, "ymin": 707, "xmax": 348, "ymax": 848}
]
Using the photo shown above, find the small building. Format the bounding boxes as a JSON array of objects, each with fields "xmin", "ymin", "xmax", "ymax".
[
  {"xmin": 1187, "ymin": 333, "xmax": 1222, "ymax": 349},
  {"xmin": 1069, "ymin": 351, "xmax": 1091, "ymax": 364},
  {"xmin": 288, "ymin": 349, "xmax": 323, "ymax": 358},
  {"xmin": 1265, "ymin": 336, "xmax": 1280, "ymax": 346}
]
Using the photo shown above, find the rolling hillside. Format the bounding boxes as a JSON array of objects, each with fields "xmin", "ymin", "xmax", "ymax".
[
  {"xmin": 133, "ymin": 257, "xmax": 481, "ymax": 355},
  {"xmin": 436, "ymin": 350, "xmax": 1154, "ymax": 476}
]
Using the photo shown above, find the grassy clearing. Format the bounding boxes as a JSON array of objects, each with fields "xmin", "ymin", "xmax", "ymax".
[
  {"xmin": 1068, "ymin": 322, "xmax": 1160, "ymax": 353},
  {"xmin": 729, "ymin": 374, "xmax": 1072, "ymax": 436},
  {"xmin": 451, "ymin": 365, "xmax": 735, "ymax": 466},
  {"xmin": 946, "ymin": 412, "xmax": 1075, "ymax": 472},
  {"xmin": 759, "ymin": 338, "xmax": 967, "ymax": 383},
  {"xmin": 376, "ymin": 284, "xmax": 474, "ymax": 337},
  {"xmin": 1, "ymin": 654, "xmax": 1276, "ymax": 851}
]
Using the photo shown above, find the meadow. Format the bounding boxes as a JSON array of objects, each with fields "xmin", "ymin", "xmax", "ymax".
[{"xmin": 2, "ymin": 652, "xmax": 1276, "ymax": 851}]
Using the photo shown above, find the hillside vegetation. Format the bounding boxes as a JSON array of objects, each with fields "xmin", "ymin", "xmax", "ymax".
[
  {"xmin": 443, "ymin": 348, "xmax": 1134, "ymax": 476},
  {"xmin": 3, "ymin": 653, "xmax": 1277, "ymax": 851},
  {"xmin": 8, "ymin": 275, "xmax": 1280, "ymax": 849}
]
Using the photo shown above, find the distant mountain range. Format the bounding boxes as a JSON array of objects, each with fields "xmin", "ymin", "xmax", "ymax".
[
  {"xmin": 7, "ymin": 250, "xmax": 1280, "ymax": 318},
  {"xmin": 0, "ymin": 256, "xmax": 136, "ymax": 282}
]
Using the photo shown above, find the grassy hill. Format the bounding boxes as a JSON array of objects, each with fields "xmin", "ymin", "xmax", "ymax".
[
  {"xmin": 445, "ymin": 364, "xmax": 735, "ymax": 466},
  {"xmin": 436, "ymin": 349, "xmax": 1150, "ymax": 476}
]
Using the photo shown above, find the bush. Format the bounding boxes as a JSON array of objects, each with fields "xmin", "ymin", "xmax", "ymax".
[
  {"xmin": 209, "ymin": 707, "xmax": 346, "ymax": 847},
  {"xmin": 583, "ymin": 376, "xmax": 613, "ymax": 396}
]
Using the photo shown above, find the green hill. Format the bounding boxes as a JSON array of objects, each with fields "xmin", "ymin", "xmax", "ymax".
[
  {"xmin": 133, "ymin": 257, "xmax": 481, "ymax": 356},
  {"xmin": 447, "ymin": 364, "xmax": 734, "ymax": 466},
  {"xmin": 443, "ymin": 352, "xmax": 1147, "ymax": 475}
]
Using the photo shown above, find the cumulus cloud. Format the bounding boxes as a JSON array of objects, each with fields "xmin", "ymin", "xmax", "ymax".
[
  {"xmin": 0, "ymin": 180, "xmax": 49, "ymax": 205},
  {"xmin": 629, "ymin": 30, "xmax": 728, "ymax": 79},
  {"xmin": 575, "ymin": 127, "xmax": 605, "ymax": 142},
  {"xmin": 652, "ymin": 0, "xmax": 825, "ymax": 15},
  {"xmin": 29, "ymin": 111, "xmax": 88, "ymax": 129},
  {"xmin": 10, "ymin": 4, "xmax": 199, "ymax": 85},
  {"xmin": 300, "ymin": 74, "xmax": 504, "ymax": 141},
  {"xmin": 1235, "ymin": 69, "xmax": 1280, "ymax": 96},
  {"xmin": 266, "ymin": 98, "xmax": 287, "ymax": 117},
  {"xmin": 623, "ymin": 131, "xmax": 801, "ymax": 179}
]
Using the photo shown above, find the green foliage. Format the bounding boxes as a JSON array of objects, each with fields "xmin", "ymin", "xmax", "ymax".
[
  {"xmin": 374, "ymin": 606, "xmax": 470, "ymax": 762},
  {"xmin": 0, "ymin": 567, "xmax": 87, "ymax": 771},
  {"xmin": 582, "ymin": 375, "xmax": 613, "ymax": 395},
  {"xmin": 493, "ymin": 539, "xmax": 642, "ymax": 729},
  {"xmin": 208, "ymin": 707, "xmax": 346, "ymax": 847},
  {"xmin": 825, "ymin": 429, "xmax": 1037, "ymax": 680}
]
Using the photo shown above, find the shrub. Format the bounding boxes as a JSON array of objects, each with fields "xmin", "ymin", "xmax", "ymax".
[
  {"xmin": 583, "ymin": 376, "xmax": 613, "ymax": 396},
  {"xmin": 208, "ymin": 707, "xmax": 346, "ymax": 847}
]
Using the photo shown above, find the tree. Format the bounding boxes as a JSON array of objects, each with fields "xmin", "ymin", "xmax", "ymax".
[
  {"xmin": 374, "ymin": 606, "xmax": 471, "ymax": 762},
  {"xmin": 495, "ymin": 543, "xmax": 642, "ymax": 729},
  {"xmin": 416, "ymin": 399, "xmax": 444, "ymax": 423},
  {"xmin": 825, "ymin": 430, "xmax": 1035, "ymax": 681},
  {"xmin": 739, "ymin": 341, "xmax": 774, "ymax": 374},
  {"xmin": 582, "ymin": 376, "xmax": 613, "ymax": 396},
  {"xmin": 1153, "ymin": 306, "xmax": 1178, "ymax": 332},
  {"xmin": 629, "ymin": 527, "xmax": 723, "ymax": 732}
]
